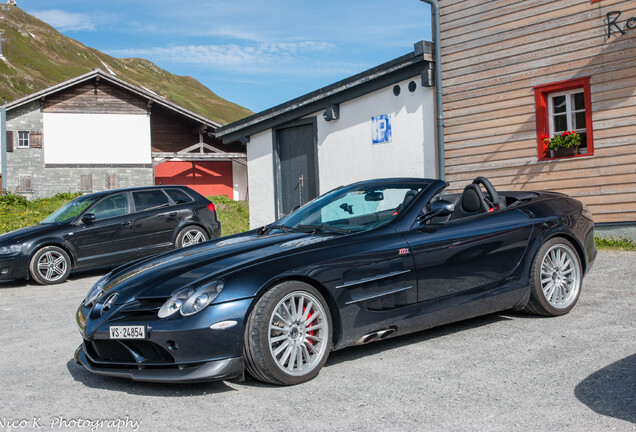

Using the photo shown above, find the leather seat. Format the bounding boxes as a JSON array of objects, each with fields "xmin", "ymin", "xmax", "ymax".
[{"xmin": 448, "ymin": 184, "xmax": 491, "ymax": 221}]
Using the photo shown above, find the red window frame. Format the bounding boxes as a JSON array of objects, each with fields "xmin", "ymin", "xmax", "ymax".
[{"xmin": 534, "ymin": 77, "xmax": 594, "ymax": 161}]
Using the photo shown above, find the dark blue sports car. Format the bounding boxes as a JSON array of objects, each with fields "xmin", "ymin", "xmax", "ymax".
[{"xmin": 75, "ymin": 177, "xmax": 596, "ymax": 385}]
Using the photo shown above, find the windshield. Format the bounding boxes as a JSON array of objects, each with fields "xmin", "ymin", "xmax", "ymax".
[
  {"xmin": 40, "ymin": 195, "xmax": 98, "ymax": 224},
  {"xmin": 277, "ymin": 181, "xmax": 432, "ymax": 233}
]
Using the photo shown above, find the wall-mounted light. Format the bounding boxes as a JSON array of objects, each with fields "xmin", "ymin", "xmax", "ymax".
[
  {"xmin": 421, "ymin": 63, "xmax": 433, "ymax": 88},
  {"xmin": 323, "ymin": 104, "xmax": 340, "ymax": 121}
]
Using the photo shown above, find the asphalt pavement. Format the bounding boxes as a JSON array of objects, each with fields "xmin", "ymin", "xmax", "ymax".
[{"xmin": 0, "ymin": 251, "xmax": 634, "ymax": 432}]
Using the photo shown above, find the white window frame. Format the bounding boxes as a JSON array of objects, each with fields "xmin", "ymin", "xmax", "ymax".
[
  {"xmin": 17, "ymin": 131, "xmax": 30, "ymax": 148},
  {"xmin": 547, "ymin": 89, "xmax": 586, "ymax": 137}
]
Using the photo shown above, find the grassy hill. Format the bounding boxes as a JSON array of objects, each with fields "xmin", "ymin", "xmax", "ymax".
[{"xmin": 0, "ymin": 6, "xmax": 252, "ymax": 124}]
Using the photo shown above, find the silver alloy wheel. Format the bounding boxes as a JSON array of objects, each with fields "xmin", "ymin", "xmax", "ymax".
[
  {"xmin": 36, "ymin": 250, "xmax": 68, "ymax": 282},
  {"xmin": 539, "ymin": 244, "xmax": 581, "ymax": 309},
  {"xmin": 268, "ymin": 291, "xmax": 329, "ymax": 376},
  {"xmin": 181, "ymin": 229, "xmax": 206, "ymax": 247}
]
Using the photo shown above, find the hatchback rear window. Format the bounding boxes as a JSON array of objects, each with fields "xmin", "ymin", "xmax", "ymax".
[
  {"xmin": 165, "ymin": 188, "xmax": 194, "ymax": 204},
  {"xmin": 133, "ymin": 190, "xmax": 170, "ymax": 211}
]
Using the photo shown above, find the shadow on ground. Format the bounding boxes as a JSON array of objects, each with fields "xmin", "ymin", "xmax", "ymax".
[
  {"xmin": 325, "ymin": 312, "xmax": 513, "ymax": 367},
  {"xmin": 574, "ymin": 354, "xmax": 636, "ymax": 424}
]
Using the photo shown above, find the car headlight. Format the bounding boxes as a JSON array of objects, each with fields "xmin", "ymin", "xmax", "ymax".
[
  {"xmin": 158, "ymin": 280, "xmax": 224, "ymax": 318},
  {"xmin": 0, "ymin": 244, "xmax": 22, "ymax": 255},
  {"xmin": 83, "ymin": 274, "xmax": 109, "ymax": 306},
  {"xmin": 157, "ymin": 287, "xmax": 195, "ymax": 318}
]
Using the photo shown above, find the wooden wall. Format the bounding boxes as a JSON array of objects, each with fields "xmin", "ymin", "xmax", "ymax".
[
  {"xmin": 43, "ymin": 81, "xmax": 147, "ymax": 114},
  {"xmin": 439, "ymin": 0, "xmax": 636, "ymax": 223}
]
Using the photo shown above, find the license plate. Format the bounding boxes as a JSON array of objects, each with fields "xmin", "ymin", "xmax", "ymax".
[{"xmin": 109, "ymin": 325, "xmax": 146, "ymax": 339}]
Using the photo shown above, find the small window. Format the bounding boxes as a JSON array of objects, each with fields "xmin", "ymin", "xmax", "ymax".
[
  {"xmin": 165, "ymin": 188, "xmax": 194, "ymax": 204},
  {"xmin": 133, "ymin": 190, "xmax": 170, "ymax": 212},
  {"xmin": 18, "ymin": 131, "xmax": 30, "ymax": 148},
  {"xmin": 90, "ymin": 193, "xmax": 129, "ymax": 221},
  {"xmin": 534, "ymin": 77, "xmax": 594, "ymax": 160}
]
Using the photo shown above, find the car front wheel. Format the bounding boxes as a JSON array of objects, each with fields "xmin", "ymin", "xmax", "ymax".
[
  {"xmin": 175, "ymin": 226, "xmax": 209, "ymax": 248},
  {"xmin": 29, "ymin": 246, "xmax": 71, "ymax": 285},
  {"xmin": 244, "ymin": 281, "xmax": 332, "ymax": 385},
  {"xmin": 525, "ymin": 237, "xmax": 582, "ymax": 316}
]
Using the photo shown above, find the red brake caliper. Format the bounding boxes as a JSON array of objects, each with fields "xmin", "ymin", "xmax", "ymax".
[{"xmin": 303, "ymin": 307, "xmax": 314, "ymax": 359}]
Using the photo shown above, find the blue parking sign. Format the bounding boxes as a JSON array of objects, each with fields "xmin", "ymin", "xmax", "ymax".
[{"xmin": 372, "ymin": 114, "xmax": 392, "ymax": 144}]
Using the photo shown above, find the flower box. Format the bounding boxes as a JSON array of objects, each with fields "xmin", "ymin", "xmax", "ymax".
[{"xmin": 550, "ymin": 146, "xmax": 579, "ymax": 158}]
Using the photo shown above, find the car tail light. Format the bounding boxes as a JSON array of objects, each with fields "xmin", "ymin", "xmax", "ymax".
[{"xmin": 207, "ymin": 202, "xmax": 216, "ymax": 212}]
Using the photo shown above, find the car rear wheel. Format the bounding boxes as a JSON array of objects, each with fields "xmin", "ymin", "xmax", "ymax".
[
  {"xmin": 175, "ymin": 226, "xmax": 208, "ymax": 248},
  {"xmin": 524, "ymin": 237, "xmax": 582, "ymax": 316},
  {"xmin": 29, "ymin": 246, "xmax": 71, "ymax": 285},
  {"xmin": 244, "ymin": 281, "xmax": 332, "ymax": 385}
]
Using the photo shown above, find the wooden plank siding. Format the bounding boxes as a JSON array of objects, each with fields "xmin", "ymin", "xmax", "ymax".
[
  {"xmin": 439, "ymin": 0, "xmax": 636, "ymax": 223},
  {"xmin": 43, "ymin": 82, "xmax": 147, "ymax": 114}
]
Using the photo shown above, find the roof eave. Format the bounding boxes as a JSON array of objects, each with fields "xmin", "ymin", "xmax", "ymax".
[{"xmin": 215, "ymin": 41, "xmax": 434, "ymax": 143}]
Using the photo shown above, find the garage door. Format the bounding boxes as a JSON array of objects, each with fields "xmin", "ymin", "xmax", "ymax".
[{"xmin": 154, "ymin": 161, "xmax": 233, "ymax": 198}]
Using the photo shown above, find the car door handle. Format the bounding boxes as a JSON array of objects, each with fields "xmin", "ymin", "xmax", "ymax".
[
  {"xmin": 121, "ymin": 221, "xmax": 132, "ymax": 227},
  {"xmin": 168, "ymin": 212, "xmax": 177, "ymax": 217}
]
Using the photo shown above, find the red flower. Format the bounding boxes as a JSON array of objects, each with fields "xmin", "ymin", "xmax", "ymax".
[
  {"xmin": 541, "ymin": 134, "xmax": 550, "ymax": 141},
  {"xmin": 562, "ymin": 131, "xmax": 571, "ymax": 136}
]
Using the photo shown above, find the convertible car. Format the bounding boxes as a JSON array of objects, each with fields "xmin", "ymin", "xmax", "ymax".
[{"xmin": 75, "ymin": 177, "xmax": 596, "ymax": 385}]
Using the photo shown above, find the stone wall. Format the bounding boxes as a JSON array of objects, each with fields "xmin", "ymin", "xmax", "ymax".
[{"xmin": 5, "ymin": 101, "xmax": 154, "ymax": 199}]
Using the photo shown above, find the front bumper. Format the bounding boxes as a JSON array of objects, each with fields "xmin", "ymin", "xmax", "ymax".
[
  {"xmin": 76, "ymin": 297, "xmax": 252, "ymax": 383},
  {"xmin": 0, "ymin": 255, "xmax": 28, "ymax": 280},
  {"xmin": 75, "ymin": 345, "xmax": 243, "ymax": 383}
]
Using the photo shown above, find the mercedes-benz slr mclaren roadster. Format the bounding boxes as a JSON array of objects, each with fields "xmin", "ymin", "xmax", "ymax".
[{"xmin": 75, "ymin": 177, "xmax": 596, "ymax": 385}]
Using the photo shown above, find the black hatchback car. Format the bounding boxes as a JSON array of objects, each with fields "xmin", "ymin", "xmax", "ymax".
[{"xmin": 0, "ymin": 185, "xmax": 221, "ymax": 285}]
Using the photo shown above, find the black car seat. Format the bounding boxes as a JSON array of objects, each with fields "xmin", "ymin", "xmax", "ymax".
[
  {"xmin": 449, "ymin": 184, "xmax": 491, "ymax": 221},
  {"xmin": 394, "ymin": 189, "xmax": 419, "ymax": 215}
]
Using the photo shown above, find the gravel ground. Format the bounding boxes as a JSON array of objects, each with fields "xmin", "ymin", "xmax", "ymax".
[{"xmin": 0, "ymin": 250, "xmax": 634, "ymax": 432}]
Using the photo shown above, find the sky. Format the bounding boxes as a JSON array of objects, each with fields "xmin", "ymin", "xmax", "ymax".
[{"xmin": 20, "ymin": 0, "xmax": 432, "ymax": 113}]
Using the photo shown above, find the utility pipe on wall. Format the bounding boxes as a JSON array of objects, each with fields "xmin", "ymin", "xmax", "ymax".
[
  {"xmin": 419, "ymin": 0, "xmax": 445, "ymax": 181},
  {"xmin": 1, "ymin": 100, "xmax": 6, "ymax": 194}
]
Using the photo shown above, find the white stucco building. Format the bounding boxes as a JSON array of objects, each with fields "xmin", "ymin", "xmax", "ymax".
[{"xmin": 216, "ymin": 41, "xmax": 436, "ymax": 228}]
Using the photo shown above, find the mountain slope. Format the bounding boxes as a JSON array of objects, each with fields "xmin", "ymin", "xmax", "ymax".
[{"xmin": 0, "ymin": 6, "xmax": 252, "ymax": 124}]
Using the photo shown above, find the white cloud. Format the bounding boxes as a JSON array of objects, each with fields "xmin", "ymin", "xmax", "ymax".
[
  {"xmin": 109, "ymin": 41, "xmax": 335, "ymax": 68},
  {"xmin": 30, "ymin": 9, "xmax": 95, "ymax": 32}
]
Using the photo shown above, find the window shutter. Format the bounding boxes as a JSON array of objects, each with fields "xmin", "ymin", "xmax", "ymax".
[
  {"xmin": 6, "ymin": 131, "xmax": 13, "ymax": 152},
  {"xmin": 107, "ymin": 174, "xmax": 118, "ymax": 189},
  {"xmin": 30, "ymin": 131, "xmax": 43, "ymax": 148},
  {"xmin": 79, "ymin": 174, "xmax": 93, "ymax": 192},
  {"xmin": 19, "ymin": 175, "xmax": 32, "ymax": 192}
]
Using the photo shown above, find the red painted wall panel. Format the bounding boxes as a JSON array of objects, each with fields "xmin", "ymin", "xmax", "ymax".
[{"xmin": 155, "ymin": 161, "xmax": 233, "ymax": 198}]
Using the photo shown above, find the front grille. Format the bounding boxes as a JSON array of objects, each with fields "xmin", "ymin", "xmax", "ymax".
[
  {"xmin": 85, "ymin": 339, "xmax": 175, "ymax": 365},
  {"xmin": 116, "ymin": 296, "xmax": 167, "ymax": 321}
]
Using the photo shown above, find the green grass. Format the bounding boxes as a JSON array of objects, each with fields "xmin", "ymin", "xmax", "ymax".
[
  {"xmin": 595, "ymin": 237, "xmax": 636, "ymax": 251},
  {"xmin": 0, "ymin": 191, "xmax": 82, "ymax": 234},
  {"xmin": 0, "ymin": 192, "xmax": 250, "ymax": 237},
  {"xmin": 207, "ymin": 195, "xmax": 250, "ymax": 237}
]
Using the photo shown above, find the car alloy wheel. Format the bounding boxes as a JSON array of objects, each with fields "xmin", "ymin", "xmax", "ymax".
[
  {"xmin": 29, "ymin": 246, "xmax": 72, "ymax": 285},
  {"xmin": 268, "ymin": 291, "xmax": 329, "ymax": 376},
  {"xmin": 244, "ymin": 281, "xmax": 332, "ymax": 385},
  {"xmin": 524, "ymin": 237, "xmax": 583, "ymax": 316},
  {"xmin": 176, "ymin": 226, "xmax": 209, "ymax": 248},
  {"xmin": 539, "ymin": 243, "xmax": 581, "ymax": 309}
]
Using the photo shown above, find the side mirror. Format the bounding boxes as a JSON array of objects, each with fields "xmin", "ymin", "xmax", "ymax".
[
  {"xmin": 418, "ymin": 200, "xmax": 455, "ymax": 224},
  {"xmin": 81, "ymin": 213, "xmax": 96, "ymax": 224}
]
